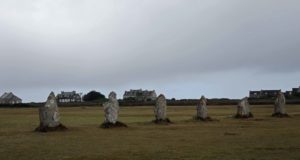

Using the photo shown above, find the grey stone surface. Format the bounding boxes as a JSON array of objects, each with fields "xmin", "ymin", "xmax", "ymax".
[
  {"xmin": 236, "ymin": 97, "xmax": 252, "ymax": 118},
  {"xmin": 154, "ymin": 94, "xmax": 167, "ymax": 120},
  {"xmin": 38, "ymin": 92, "xmax": 61, "ymax": 128},
  {"xmin": 196, "ymin": 96, "xmax": 208, "ymax": 119},
  {"xmin": 274, "ymin": 92, "xmax": 286, "ymax": 115},
  {"xmin": 103, "ymin": 91, "xmax": 119, "ymax": 124}
]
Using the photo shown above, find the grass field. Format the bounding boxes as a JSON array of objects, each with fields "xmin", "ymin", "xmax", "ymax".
[{"xmin": 0, "ymin": 105, "xmax": 300, "ymax": 160}]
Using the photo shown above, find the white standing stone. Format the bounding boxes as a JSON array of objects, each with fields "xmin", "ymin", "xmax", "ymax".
[
  {"xmin": 103, "ymin": 91, "xmax": 119, "ymax": 124},
  {"xmin": 196, "ymin": 96, "xmax": 208, "ymax": 119},
  {"xmin": 236, "ymin": 97, "xmax": 252, "ymax": 118},
  {"xmin": 154, "ymin": 94, "xmax": 167, "ymax": 120},
  {"xmin": 274, "ymin": 92, "xmax": 286, "ymax": 115},
  {"xmin": 38, "ymin": 92, "xmax": 61, "ymax": 128}
]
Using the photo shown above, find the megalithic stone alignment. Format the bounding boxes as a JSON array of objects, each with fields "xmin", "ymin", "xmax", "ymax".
[
  {"xmin": 272, "ymin": 92, "xmax": 289, "ymax": 117},
  {"xmin": 35, "ymin": 90, "xmax": 292, "ymax": 131},
  {"xmin": 235, "ymin": 97, "xmax": 253, "ymax": 118},
  {"xmin": 100, "ymin": 91, "xmax": 127, "ymax": 128},
  {"xmin": 35, "ymin": 92, "xmax": 67, "ymax": 132},
  {"xmin": 153, "ymin": 94, "xmax": 171, "ymax": 124}
]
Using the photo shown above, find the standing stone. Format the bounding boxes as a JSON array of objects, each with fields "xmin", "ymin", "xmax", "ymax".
[
  {"xmin": 195, "ymin": 95, "xmax": 211, "ymax": 121},
  {"xmin": 153, "ymin": 94, "xmax": 171, "ymax": 124},
  {"xmin": 104, "ymin": 92, "xmax": 119, "ymax": 124},
  {"xmin": 272, "ymin": 92, "xmax": 289, "ymax": 117},
  {"xmin": 235, "ymin": 97, "xmax": 253, "ymax": 118},
  {"xmin": 100, "ymin": 92, "xmax": 127, "ymax": 128},
  {"xmin": 35, "ymin": 92, "xmax": 67, "ymax": 132}
]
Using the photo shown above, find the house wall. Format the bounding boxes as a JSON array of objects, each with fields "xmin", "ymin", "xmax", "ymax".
[{"xmin": 123, "ymin": 91, "xmax": 157, "ymax": 101}]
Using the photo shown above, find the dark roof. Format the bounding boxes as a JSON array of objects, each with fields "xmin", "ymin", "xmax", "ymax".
[
  {"xmin": 292, "ymin": 87, "xmax": 300, "ymax": 92},
  {"xmin": 250, "ymin": 90, "xmax": 281, "ymax": 93},
  {"xmin": 57, "ymin": 91, "xmax": 81, "ymax": 98},
  {"xmin": 0, "ymin": 92, "xmax": 22, "ymax": 101},
  {"xmin": 261, "ymin": 90, "xmax": 281, "ymax": 92},
  {"xmin": 249, "ymin": 91, "xmax": 261, "ymax": 93}
]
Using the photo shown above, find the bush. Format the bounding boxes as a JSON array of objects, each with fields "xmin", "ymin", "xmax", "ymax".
[{"xmin": 83, "ymin": 91, "xmax": 106, "ymax": 102}]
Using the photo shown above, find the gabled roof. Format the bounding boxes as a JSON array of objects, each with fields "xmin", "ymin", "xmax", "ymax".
[
  {"xmin": 0, "ymin": 92, "xmax": 11, "ymax": 99},
  {"xmin": 0, "ymin": 92, "xmax": 22, "ymax": 101}
]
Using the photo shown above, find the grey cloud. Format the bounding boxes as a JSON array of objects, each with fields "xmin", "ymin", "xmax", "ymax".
[{"xmin": 0, "ymin": 0, "xmax": 299, "ymax": 101}]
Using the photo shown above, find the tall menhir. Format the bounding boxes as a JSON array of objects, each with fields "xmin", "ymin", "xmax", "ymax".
[
  {"xmin": 35, "ymin": 92, "xmax": 67, "ymax": 132},
  {"xmin": 153, "ymin": 94, "xmax": 171, "ymax": 124}
]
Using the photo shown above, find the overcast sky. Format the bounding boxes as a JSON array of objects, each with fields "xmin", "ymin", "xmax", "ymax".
[{"xmin": 0, "ymin": 0, "xmax": 300, "ymax": 102}]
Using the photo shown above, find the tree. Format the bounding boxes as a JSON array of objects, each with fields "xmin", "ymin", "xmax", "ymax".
[{"xmin": 83, "ymin": 91, "xmax": 106, "ymax": 102}]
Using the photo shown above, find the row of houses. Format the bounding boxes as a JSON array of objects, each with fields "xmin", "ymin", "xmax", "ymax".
[
  {"xmin": 1, "ymin": 86, "xmax": 299, "ymax": 104},
  {"xmin": 56, "ymin": 90, "xmax": 158, "ymax": 102},
  {"xmin": 0, "ymin": 89, "xmax": 157, "ymax": 104},
  {"xmin": 52, "ymin": 89, "xmax": 157, "ymax": 102},
  {"xmin": 0, "ymin": 91, "xmax": 82, "ymax": 104},
  {"xmin": 249, "ymin": 86, "xmax": 300, "ymax": 98}
]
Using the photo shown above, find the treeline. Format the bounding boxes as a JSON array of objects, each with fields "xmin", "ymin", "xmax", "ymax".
[
  {"xmin": 119, "ymin": 99, "xmax": 240, "ymax": 106},
  {"xmin": 120, "ymin": 98, "xmax": 300, "ymax": 106}
]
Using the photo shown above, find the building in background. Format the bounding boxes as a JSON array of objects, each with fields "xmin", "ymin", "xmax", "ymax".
[
  {"xmin": 250, "ymin": 86, "xmax": 300, "ymax": 98},
  {"xmin": 292, "ymin": 86, "xmax": 300, "ymax": 96},
  {"xmin": 56, "ymin": 91, "xmax": 82, "ymax": 103},
  {"xmin": 249, "ymin": 91, "xmax": 261, "ymax": 98},
  {"xmin": 123, "ymin": 89, "xmax": 157, "ymax": 102},
  {"xmin": 283, "ymin": 86, "xmax": 300, "ymax": 98},
  {"xmin": 0, "ymin": 92, "xmax": 22, "ymax": 104},
  {"xmin": 249, "ymin": 90, "xmax": 281, "ymax": 98},
  {"xmin": 285, "ymin": 91, "xmax": 293, "ymax": 97}
]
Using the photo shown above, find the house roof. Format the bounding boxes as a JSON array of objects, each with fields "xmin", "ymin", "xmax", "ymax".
[
  {"xmin": 292, "ymin": 87, "xmax": 300, "ymax": 92},
  {"xmin": 249, "ymin": 91, "xmax": 261, "ymax": 93},
  {"xmin": 57, "ymin": 91, "xmax": 81, "ymax": 98},
  {"xmin": 0, "ymin": 92, "xmax": 22, "ymax": 101},
  {"xmin": 261, "ymin": 90, "xmax": 281, "ymax": 92}
]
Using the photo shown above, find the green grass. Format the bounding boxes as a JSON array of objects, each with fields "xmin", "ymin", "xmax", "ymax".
[{"xmin": 1, "ymin": 105, "xmax": 300, "ymax": 160}]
